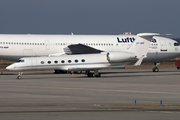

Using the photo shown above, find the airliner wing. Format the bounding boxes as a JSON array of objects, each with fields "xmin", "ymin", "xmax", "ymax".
[{"xmin": 64, "ymin": 44, "xmax": 103, "ymax": 54}]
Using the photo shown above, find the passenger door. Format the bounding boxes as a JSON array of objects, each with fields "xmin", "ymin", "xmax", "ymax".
[{"xmin": 159, "ymin": 39, "xmax": 167, "ymax": 51}]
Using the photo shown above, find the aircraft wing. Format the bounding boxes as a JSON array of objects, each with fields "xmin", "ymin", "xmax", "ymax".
[
  {"xmin": 68, "ymin": 65, "xmax": 127, "ymax": 71},
  {"xmin": 64, "ymin": 44, "xmax": 103, "ymax": 54}
]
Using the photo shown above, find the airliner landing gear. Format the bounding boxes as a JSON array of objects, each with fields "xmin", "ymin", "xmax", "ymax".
[
  {"xmin": 17, "ymin": 72, "xmax": 23, "ymax": 79},
  {"xmin": 152, "ymin": 62, "xmax": 160, "ymax": 72},
  {"xmin": 86, "ymin": 70, "xmax": 101, "ymax": 77},
  {"xmin": 53, "ymin": 70, "xmax": 67, "ymax": 74},
  {"xmin": 94, "ymin": 70, "xmax": 101, "ymax": 77}
]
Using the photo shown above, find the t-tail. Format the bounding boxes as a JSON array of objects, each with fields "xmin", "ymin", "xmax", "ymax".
[{"xmin": 128, "ymin": 33, "xmax": 160, "ymax": 66}]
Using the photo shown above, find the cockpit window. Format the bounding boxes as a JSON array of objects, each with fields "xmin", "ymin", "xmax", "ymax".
[
  {"xmin": 16, "ymin": 59, "xmax": 25, "ymax": 63},
  {"xmin": 174, "ymin": 42, "xmax": 180, "ymax": 46}
]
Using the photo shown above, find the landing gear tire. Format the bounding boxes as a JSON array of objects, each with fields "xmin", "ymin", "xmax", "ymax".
[
  {"xmin": 17, "ymin": 76, "xmax": 22, "ymax": 79},
  {"xmin": 95, "ymin": 73, "xmax": 101, "ymax": 77},
  {"xmin": 153, "ymin": 67, "xmax": 159, "ymax": 72},
  {"xmin": 54, "ymin": 70, "xmax": 67, "ymax": 74},
  {"xmin": 87, "ymin": 73, "xmax": 94, "ymax": 77},
  {"xmin": 54, "ymin": 70, "xmax": 61, "ymax": 74},
  {"xmin": 16, "ymin": 72, "xmax": 23, "ymax": 79}
]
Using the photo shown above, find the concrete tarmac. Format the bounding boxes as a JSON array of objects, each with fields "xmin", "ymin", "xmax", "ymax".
[{"xmin": 0, "ymin": 68, "xmax": 180, "ymax": 120}]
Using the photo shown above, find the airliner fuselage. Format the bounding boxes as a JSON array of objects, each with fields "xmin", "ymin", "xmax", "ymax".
[{"xmin": 0, "ymin": 34, "xmax": 180, "ymax": 62}]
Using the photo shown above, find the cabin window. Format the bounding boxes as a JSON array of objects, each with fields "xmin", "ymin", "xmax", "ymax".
[
  {"xmin": 48, "ymin": 61, "xmax": 51, "ymax": 64},
  {"xmin": 68, "ymin": 60, "xmax": 71, "ymax": 63},
  {"xmin": 81, "ymin": 59, "xmax": 85, "ymax": 62},
  {"xmin": 41, "ymin": 61, "xmax": 44, "ymax": 64},
  {"xmin": 61, "ymin": 60, "xmax": 65, "ymax": 63},
  {"xmin": 54, "ymin": 60, "xmax": 58, "ymax": 64},
  {"xmin": 75, "ymin": 60, "xmax": 78, "ymax": 63}
]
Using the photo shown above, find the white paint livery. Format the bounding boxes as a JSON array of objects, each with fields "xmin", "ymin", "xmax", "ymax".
[
  {"xmin": 6, "ymin": 33, "xmax": 165, "ymax": 78},
  {"xmin": 0, "ymin": 33, "xmax": 180, "ymax": 78}
]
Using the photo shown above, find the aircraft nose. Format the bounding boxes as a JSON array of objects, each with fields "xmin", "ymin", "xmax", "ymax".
[{"xmin": 6, "ymin": 64, "xmax": 15, "ymax": 71}]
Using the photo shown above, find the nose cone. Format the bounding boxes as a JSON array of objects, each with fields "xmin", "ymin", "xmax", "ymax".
[{"xmin": 6, "ymin": 64, "xmax": 15, "ymax": 71}]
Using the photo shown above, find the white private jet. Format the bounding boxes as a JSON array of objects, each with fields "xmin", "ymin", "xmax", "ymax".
[
  {"xmin": 6, "ymin": 33, "xmax": 161, "ymax": 79},
  {"xmin": 1, "ymin": 33, "xmax": 180, "ymax": 73}
]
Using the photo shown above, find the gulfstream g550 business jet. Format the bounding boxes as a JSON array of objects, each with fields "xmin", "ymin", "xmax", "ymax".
[
  {"xmin": 1, "ymin": 33, "xmax": 180, "ymax": 73},
  {"xmin": 6, "ymin": 33, "xmax": 161, "ymax": 79}
]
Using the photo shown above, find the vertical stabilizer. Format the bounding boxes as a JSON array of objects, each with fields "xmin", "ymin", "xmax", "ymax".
[{"xmin": 128, "ymin": 33, "xmax": 160, "ymax": 59}]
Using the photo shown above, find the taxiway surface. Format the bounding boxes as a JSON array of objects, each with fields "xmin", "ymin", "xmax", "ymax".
[{"xmin": 0, "ymin": 68, "xmax": 180, "ymax": 120}]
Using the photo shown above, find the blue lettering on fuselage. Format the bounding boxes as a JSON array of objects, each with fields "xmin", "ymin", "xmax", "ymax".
[
  {"xmin": 117, "ymin": 37, "xmax": 135, "ymax": 43},
  {"xmin": 117, "ymin": 37, "xmax": 157, "ymax": 43}
]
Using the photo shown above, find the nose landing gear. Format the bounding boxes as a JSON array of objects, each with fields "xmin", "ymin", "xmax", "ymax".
[
  {"xmin": 17, "ymin": 72, "xmax": 23, "ymax": 79},
  {"xmin": 152, "ymin": 62, "xmax": 160, "ymax": 72}
]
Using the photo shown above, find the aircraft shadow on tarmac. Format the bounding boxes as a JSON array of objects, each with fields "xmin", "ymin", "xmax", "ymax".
[{"xmin": 0, "ymin": 69, "xmax": 179, "ymax": 79}]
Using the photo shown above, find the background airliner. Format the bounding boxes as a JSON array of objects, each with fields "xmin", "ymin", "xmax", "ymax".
[
  {"xmin": 6, "ymin": 33, "xmax": 157, "ymax": 79},
  {"xmin": 0, "ymin": 33, "xmax": 180, "ymax": 73}
]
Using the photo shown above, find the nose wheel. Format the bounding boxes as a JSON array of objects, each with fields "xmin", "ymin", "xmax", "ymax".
[
  {"xmin": 17, "ymin": 72, "xmax": 23, "ymax": 79},
  {"xmin": 153, "ymin": 67, "xmax": 159, "ymax": 72},
  {"xmin": 153, "ymin": 62, "xmax": 160, "ymax": 72}
]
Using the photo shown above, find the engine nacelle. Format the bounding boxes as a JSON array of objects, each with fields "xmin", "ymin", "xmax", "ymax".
[{"xmin": 107, "ymin": 51, "xmax": 136, "ymax": 62}]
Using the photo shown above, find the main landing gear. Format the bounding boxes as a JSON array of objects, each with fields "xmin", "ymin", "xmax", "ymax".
[
  {"xmin": 85, "ymin": 70, "xmax": 101, "ymax": 77},
  {"xmin": 17, "ymin": 72, "xmax": 23, "ymax": 79},
  {"xmin": 152, "ymin": 62, "xmax": 160, "ymax": 72},
  {"xmin": 54, "ymin": 70, "xmax": 67, "ymax": 74}
]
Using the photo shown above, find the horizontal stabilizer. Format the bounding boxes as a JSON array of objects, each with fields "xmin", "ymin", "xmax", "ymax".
[{"xmin": 133, "ymin": 55, "xmax": 146, "ymax": 66}]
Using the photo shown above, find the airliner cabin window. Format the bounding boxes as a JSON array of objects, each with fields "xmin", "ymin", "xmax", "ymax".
[
  {"xmin": 48, "ymin": 61, "xmax": 51, "ymax": 64},
  {"xmin": 75, "ymin": 60, "xmax": 78, "ymax": 63},
  {"xmin": 68, "ymin": 60, "xmax": 71, "ymax": 63},
  {"xmin": 61, "ymin": 60, "xmax": 65, "ymax": 63}
]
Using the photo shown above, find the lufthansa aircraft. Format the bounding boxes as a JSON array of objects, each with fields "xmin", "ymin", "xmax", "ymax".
[
  {"xmin": 6, "ymin": 33, "xmax": 158, "ymax": 79},
  {"xmin": 1, "ymin": 33, "xmax": 180, "ymax": 74}
]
